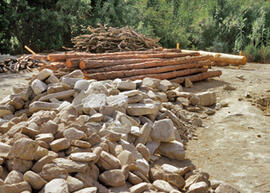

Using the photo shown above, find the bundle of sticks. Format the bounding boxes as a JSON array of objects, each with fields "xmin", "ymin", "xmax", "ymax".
[
  {"xmin": 0, "ymin": 55, "xmax": 42, "ymax": 73},
  {"xmin": 71, "ymin": 24, "xmax": 160, "ymax": 53},
  {"xmin": 46, "ymin": 49, "xmax": 222, "ymax": 84}
]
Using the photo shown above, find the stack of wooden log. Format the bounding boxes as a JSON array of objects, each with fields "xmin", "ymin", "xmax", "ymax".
[
  {"xmin": 71, "ymin": 25, "xmax": 160, "ymax": 53},
  {"xmin": 46, "ymin": 49, "xmax": 222, "ymax": 84},
  {"xmin": 0, "ymin": 55, "xmax": 42, "ymax": 73},
  {"xmin": 181, "ymin": 50, "xmax": 247, "ymax": 66}
]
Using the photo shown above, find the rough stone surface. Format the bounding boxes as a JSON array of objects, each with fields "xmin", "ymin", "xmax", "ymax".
[
  {"xmin": 4, "ymin": 170, "xmax": 24, "ymax": 184},
  {"xmin": 53, "ymin": 158, "xmax": 88, "ymax": 173},
  {"xmin": 23, "ymin": 171, "xmax": 47, "ymax": 190},
  {"xmin": 82, "ymin": 94, "xmax": 106, "ymax": 110},
  {"xmin": 99, "ymin": 169, "xmax": 126, "ymax": 187},
  {"xmin": 196, "ymin": 91, "xmax": 216, "ymax": 106},
  {"xmin": 66, "ymin": 176, "xmax": 84, "ymax": 192},
  {"xmin": 63, "ymin": 127, "xmax": 86, "ymax": 141},
  {"xmin": 153, "ymin": 179, "xmax": 177, "ymax": 192},
  {"xmin": 74, "ymin": 187, "xmax": 98, "ymax": 193},
  {"xmin": 31, "ymin": 79, "xmax": 48, "ymax": 95},
  {"xmin": 129, "ymin": 182, "xmax": 148, "ymax": 193},
  {"xmin": 70, "ymin": 152, "xmax": 97, "ymax": 162},
  {"xmin": 0, "ymin": 181, "xmax": 31, "ymax": 193},
  {"xmin": 50, "ymin": 138, "xmax": 70, "ymax": 152},
  {"xmin": 127, "ymin": 103, "xmax": 158, "ymax": 116},
  {"xmin": 158, "ymin": 140, "xmax": 185, "ymax": 160},
  {"xmin": 151, "ymin": 119, "xmax": 175, "ymax": 142},
  {"xmin": 187, "ymin": 181, "xmax": 208, "ymax": 193},
  {"xmin": 44, "ymin": 178, "xmax": 69, "ymax": 193},
  {"xmin": 9, "ymin": 138, "xmax": 38, "ymax": 160}
]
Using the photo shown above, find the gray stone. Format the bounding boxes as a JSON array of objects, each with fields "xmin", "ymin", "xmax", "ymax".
[
  {"xmin": 97, "ymin": 151, "xmax": 121, "ymax": 170},
  {"xmin": 39, "ymin": 90, "xmax": 75, "ymax": 101},
  {"xmin": 36, "ymin": 133, "xmax": 54, "ymax": 143},
  {"xmin": 29, "ymin": 101, "xmax": 60, "ymax": 113},
  {"xmin": 36, "ymin": 69, "xmax": 53, "ymax": 81},
  {"xmin": 99, "ymin": 169, "xmax": 126, "ymax": 187},
  {"xmin": 187, "ymin": 181, "xmax": 208, "ymax": 193},
  {"xmin": 85, "ymin": 81, "xmax": 108, "ymax": 95},
  {"xmin": 53, "ymin": 158, "xmax": 88, "ymax": 173},
  {"xmin": 44, "ymin": 178, "xmax": 69, "ymax": 193},
  {"xmin": 61, "ymin": 77, "xmax": 81, "ymax": 88},
  {"xmin": 74, "ymin": 79, "xmax": 91, "ymax": 91},
  {"xmin": 74, "ymin": 187, "xmax": 97, "ymax": 193},
  {"xmin": 10, "ymin": 138, "xmax": 38, "ymax": 160},
  {"xmin": 185, "ymin": 78, "xmax": 193, "ymax": 88},
  {"xmin": 65, "ymin": 70, "xmax": 84, "ymax": 79},
  {"xmin": 0, "ymin": 142, "xmax": 11, "ymax": 158},
  {"xmin": 0, "ymin": 105, "xmax": 13, "ymax": 117},
  {"xmin": 4, "ymin": 170, "xmax": 24, "ymax": 184},
  {"xmin": 31, "ymin": 79, "xmax": 48, "ymax": 95},
  {"xmin": 196, "ymin": 91, "xmax": 216, "ymax": 106},
  {"xmin": 117, "ymin": 150, "xmax": 135, "ymax": 166},
  {"xmin": 70, "ymin": 152, "xmax": 97, "ymax": 162},
  {"xmin": 117, "ymin": 80, "xmax": 136, "ymax": 91},
  {"xmin": 135, "ymin": 123, "xmax": 152, "ymax": 145},
  {"xmin": 159, "ymin": 79, "xmax": 173, "ymax": 92},
  {"xmin": 6, "ymin": 158, "xmax": 33, "ymax": 173},
  {"xmin": 153, "ymin": 179, "xmax": 177, "ymax": 192},
  {"xmin": 24, "ymin": 171, "xmax": 47, "ymax": 190},
  {"xmin": 45, "ymin": 74, "xmax": 60, "ymax": 84},
  {"xmin": 89, "ymin": 113, "xmax": 104, "ymax": 122},
  {"xmin": 129, "ymin": 182, "xmax": 148, "ymax": 193},
  {"xmin": 63, "ymin": 127, "xmax": 86, "ymax": 141},
  {"xmin": 50, "ymin": 138, "xmax": 70, "ymax": 152},
  {"xmin": 127, "ymin": 103, "xmax": 158, "ymax": 116},
  {"xmin": 158, "ymin": 140, "xmax": 185, "ymax": 160},
  {"xmin": 41, "ymin": 163, "xmax": 68, "ymax": 181},
  {"xmin": 151, "ymin": 119, "xmax": 175, "ymax": 142},
  {"xmin": 142, "ymin": 78, "xmax": 160, "ymax": 89},
  {"xmin": 66, "ymin": 176, "xmax": 84, "ymax": 192},
  {"xmin": 0, "ymin": 181, "xmax": 31, "ymax": 193},
  {"xmin": 82, "ymin": 94, "xmax": 106, "ymax": 110}
]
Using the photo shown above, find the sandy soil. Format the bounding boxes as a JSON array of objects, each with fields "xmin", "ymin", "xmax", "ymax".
[
  {"xmin": 185, "ymin": 63, "xmax": 270, "ymax": 193},
  {"xmin": 0, "ymin": 71, "xmax": 37, "ymax": 101},
  {"xmin": 0, "ymin": 63, "xmax": 269, "ymax": 193}
]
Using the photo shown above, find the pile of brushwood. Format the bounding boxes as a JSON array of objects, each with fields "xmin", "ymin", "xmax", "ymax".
[{"xmin": 71, "ymin": 25, "xmax": 160, "ymax": 53}]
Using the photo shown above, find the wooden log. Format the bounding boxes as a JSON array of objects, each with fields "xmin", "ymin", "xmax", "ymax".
[
  {"xmin": 66, "ymin": 58, "xmax": 162, "ymax": 68},
  {"xmin": 86, "ymin": 68, "xmax": 207, "ymax": 81},
  {"xmin": 181, "ymin": 50, "xmax": 247, "ymax": 65},
  {"xmin": 170, "ymin": 70, "xmax": 222, "ymax": 83},
  {"xmin": 48, "ymin": 50, "xmax": 198, "ymax": 62},
  {"xmin": 80, "ymin": 52, "xmax": 200, "ymax": 69},
  {"xmin": 80, "ymin": 55, "xmax": 210, "ymax": 72},
  {"xmin": 84, "ymin": 60, "xmax": 211, "ymax": 80}
]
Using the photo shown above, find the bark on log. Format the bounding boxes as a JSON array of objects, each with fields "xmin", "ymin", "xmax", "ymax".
[
  {"xmin": 101, "ymin": 68, "xmax": 207, "ymax": 81},
  {"xmin": 48, "ymin": 49, "xmax": 185, "ymax": 62},
  {"xmin": 80, "ymin": 55, "xmax": 210, "ymax": 71},
  {"xmin": 170, "ymin": 70, "xmax": 222, "ymax": 83},
  {"xmin": 181, "ymin": 50, "xmax": 247, "ymax": 65},
  {"xmin": 66, "ymin": 58, "xmax": 162, "ymax": 68},
  {"xmin": 80, "ymin": 52, "xmax": 200, "ymax": 68},
  {"xmin": 84, "ymin": 61, "xmax": 211, "ymax": 81}
]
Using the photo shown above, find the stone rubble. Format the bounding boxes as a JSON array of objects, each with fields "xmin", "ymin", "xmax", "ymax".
[{"xmin": 0, "ymin": 69, "xmax": 240, "ymax": 193}]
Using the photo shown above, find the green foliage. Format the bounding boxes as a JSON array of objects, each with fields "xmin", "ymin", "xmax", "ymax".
[{"xmin": 1, "ymin": 0, "xmax": 270, "ymax": 63}]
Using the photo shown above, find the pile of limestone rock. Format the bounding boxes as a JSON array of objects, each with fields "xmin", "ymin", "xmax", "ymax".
[{"xmin": 0, "ymin": 69, "xmax": 240, "ymax": 193}]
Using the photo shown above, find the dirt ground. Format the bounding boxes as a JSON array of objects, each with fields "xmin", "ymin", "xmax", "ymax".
[
  {"xmin": 0, "ymin": 63, "xmax": 269, "ymax": 193},
  {"xmin": 185, "ymin": 63, "xmax": 270, "ymax": 193}
]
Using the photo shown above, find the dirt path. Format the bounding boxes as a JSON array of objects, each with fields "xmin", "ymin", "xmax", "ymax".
[
  {"xmin": 185, "ymin": 63, "xmax": 270, "ymax": 193},
  {"xmin": 0, "ymin": 71, "xmax": 37, "ymax": 101}
]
